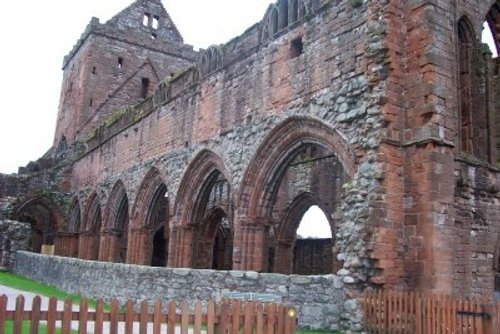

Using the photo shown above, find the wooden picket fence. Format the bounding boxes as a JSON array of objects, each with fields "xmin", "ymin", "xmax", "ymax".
[
  {"xmin": 0, "ymin": 294, "xmax": 297, "ymax": 334},
  {"xmin": 363, "ymin": 290, "xmax": 500, "ymax": 334}
]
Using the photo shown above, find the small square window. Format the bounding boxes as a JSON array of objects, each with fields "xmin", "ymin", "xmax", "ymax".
[{"xmin": 151, "ymin": 32, "xmax": 157, "ymax": 40}]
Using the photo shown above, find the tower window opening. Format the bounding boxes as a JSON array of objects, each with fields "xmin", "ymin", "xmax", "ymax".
[
  {"xmin": 92, "ymin": 66, "xmax": 96, "ymax": 75},
  {"xmin": 141, "ymin": 78, "xmax": 150, "ymax": 98},
  {"xmin": 152, "ymin": 16, "xmax": 159, "ymax": 29},
  {"xmin": 89, "ymin": 98, "xmax": 93, "ymax": 107},
  {"xmin": 118, "ymin": 57, "xmax": 123, "ymax": 68},
  {"xmin": 290, "ymin": 37, "xmax": 303, "ymax": 58},
  {"xmin": 151, "ymin": 32, "xmax": 157, "ymax": 40},
  {"xmin": 143, "ymin": 13, "xmax": 150, "ymax": 27}
]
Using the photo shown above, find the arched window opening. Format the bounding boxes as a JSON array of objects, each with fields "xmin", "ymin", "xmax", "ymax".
[
  {"xmin": 293, "ymin": 205, "xmax": 333, "ymax": 275},
  {"xmin": 458, "ymin": 18, "xmax": 474, "ymax": 155},
  {"xmin": 212, "ymin": 219, "xmax": 233, "ymax": 270},
  {"xmin": 296, "ymin": 205, "xmax": 331, "ymax": 238},
  {"xmin": 482, "ymin": 21, "xmax": 498, "ymax": 57},
  {"xmin": 279, "ymin": 1, "xmax": 289, "ymax": 29},
  {"xmin": 267, "ymin": 144, "xmax": 347, "ymax": 275},
  {"xmin": 151, "ymin": 225, "xmax": 168, "ymax": 267},
  {"xmin": 271, "ymin": 8, "xmax": 279, "ymax": 35},
  {"xmin": 88, "ymin": 205, "xmax": 102, "ymax": 261},
  {"xmin": 147, "ymin": 184, "xmax": 168, "ymax": 266},
  {"xmin": 290, "ymin": 0, "xmax": 299, "ymax": 23},
  {"xmin": 115, "ymin": 195, "xmax": 129, "ymax": 263},
  {"xmin": 191, "ymin": 171, "xmax": 233, "ymax": 270}
]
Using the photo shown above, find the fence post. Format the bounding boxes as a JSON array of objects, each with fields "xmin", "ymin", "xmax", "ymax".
[
  {"xmin": 13, "ymin": 295, "xmax": 24, "ymax": 334},
  {"xmin": 284, "ymin": 306, "xmax": 297, "ymax": 334},
  {"xmin": 78, "ymin": 298, "xmax": 89, "ymax": 334},
  {"xmin": 61, "ymin": 299, "xmax": 72, "ymax": 334},
  {"xmin": 0, "ymin": 295, "xmax": 7, "ymax": 334},
  {"xmin": 30, "ymin": 295, "xmax": 41, "ymax": 334}
]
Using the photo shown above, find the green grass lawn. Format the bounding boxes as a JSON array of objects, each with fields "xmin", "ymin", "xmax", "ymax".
[{"xmin": 0, "ymin": 272, "xmax": 103, "ymax": 310}]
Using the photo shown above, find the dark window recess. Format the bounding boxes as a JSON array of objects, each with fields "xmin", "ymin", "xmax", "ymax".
[
  {"xmin": 118, "ymin": 57, "xmax": 123, "ymax": 68},
  {"xmin": 151, "ymin": 32, "xmax": 157, "ymax": 40},
  {"xmin": 92, "ymin": 66, "xmax": 96, "ymax": 75},
  {"xmin": 89, "ymin": 98, "xmax": 93, "ymax": 107},
  {"xmin": 141, "ymin": 78, "xmax": 150, "ymax": 98},
  {"xmin": 290, "ymin": 37, "xmax": 304, "ymax": 58}
]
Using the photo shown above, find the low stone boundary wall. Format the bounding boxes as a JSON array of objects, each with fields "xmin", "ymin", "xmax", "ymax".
[{"xmin": 13, "ymin": 251, "xmax": 347, "ymax": 330}]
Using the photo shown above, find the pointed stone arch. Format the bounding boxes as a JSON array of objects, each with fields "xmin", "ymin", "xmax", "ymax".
[
  {"xmin": 79, "ymin": 192, "xmax": 102, "ymax": 260},
  {"xmin": 56, "ymin": 197, "xmax": 81, "ymax": 258},
  {"xmin": 272, "ymin": 192, "xmax": 338, "ymax": 274},
  {"xmin": 13, "ymin": 195, "xmax": 63, "ymax": 254},
  {"xmin": 171, "ymin": 149, "xmax": 233, "ymax": 268},
  {"xmin": 128, "ymin": 167, "xmax": 169, "ymax": 265},
  {"xmin": 457, "ymin": 15, "xmax": 496, "ymax": 162},
  {"xmin": 235, "ymin": 117, "xmax": 354, "ymax": 271},
  {"xmin": 100, "ymin": 180, "xmax": 130, "ymax": 263}
]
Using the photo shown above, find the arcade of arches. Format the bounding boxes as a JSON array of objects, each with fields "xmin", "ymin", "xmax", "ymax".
[{"xmin": 12, "ymin": 122, "xmax": 350, "ymax": 276}]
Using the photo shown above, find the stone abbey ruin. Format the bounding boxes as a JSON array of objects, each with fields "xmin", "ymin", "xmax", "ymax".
[{"xmin": 2, "ymin": 0, "xmax": 500, "ymax": 330}]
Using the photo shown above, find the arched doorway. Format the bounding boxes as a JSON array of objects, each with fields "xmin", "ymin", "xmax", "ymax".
[
  {"xmin": 79, "ymin": 193, "xmax": 102, "ymax": 260},
  {"xmin": 129, "ymin": 168, "xmax": 169, "ymax": 266},
  {"xmin": 102, "ymin": 181, "xmax": 130, "ymax": 263},
  {"xmin": 172, "ymin": 150, "xmax": 233, "ymax": 269},
  {"xmin": 148, "ymin": 183, "xmax": 168, "ymax": 267},
  {"xmin": 237, "ymin": 117, "xmax": 354, "ymax": 272},
  {"xmin": 13, "ymin": 196, "xmax": 61, "ymax": 254}
]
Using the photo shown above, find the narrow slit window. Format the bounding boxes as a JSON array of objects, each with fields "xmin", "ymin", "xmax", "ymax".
[
  {"xmin": 118, "ymin": 57, "xmax": 123, "ymax": 68},
  {"xmin": 89, "ymin": 98, "xmax": 93, "ymax": 107},
  {"xmin": 152, "ymin": 16, "xmax": 159, "ymax": 30},
  {"xmin": 290, "ymin": 37, "xmax": 303, "ymax": 58},
  {"xmin": 151, "ymin": 32, "xmax": 157, "ymax": 40},
  {"xmin": 143, "ymin": 13, "xmax": 150, "ymax": 26},
  {"xmin": 92, "ymin": 66, "xmax": 96, "ymax": 75},
  {"xmin": 141, "ymin": 78, "xmax": 150, "ymax": 98}
]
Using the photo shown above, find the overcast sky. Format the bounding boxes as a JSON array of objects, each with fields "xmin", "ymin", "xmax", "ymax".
[{"xmin": 0, "ymin": 0, "xmax": 273, "ymax": 175}]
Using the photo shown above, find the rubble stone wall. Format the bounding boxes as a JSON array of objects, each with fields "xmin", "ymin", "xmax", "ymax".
[{"xmin": 13, "ymin": 251, "xmax": 350, "ymax": 331}]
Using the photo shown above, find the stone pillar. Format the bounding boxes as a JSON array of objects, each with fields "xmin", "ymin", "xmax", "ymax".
[
  {"xmin": 274, "ymin": 240, "xmax": 293, "ymax": 274},
  {"xmin": 126, "ymin": 228, "xmax": 150, "ymax": 265},
  {"xmin": 98, "ymin": 231, "xmax": 120, "ymax": 262},
  {"xmin": 238, "ymin": 218, "xmax": 270, "ymax": 272},
  {"xmin": 167, "ymin": 225, "xmax": 179, "ymax": 267},
  {"xmin": 177, "ymin": 225, "xmax": 194, "ymax": 268}
]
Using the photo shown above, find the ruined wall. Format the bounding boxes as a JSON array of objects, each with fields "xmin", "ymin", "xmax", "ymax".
[
  {"xmin": 0, "ymin": 221, "xmax": 32, "ymax": 268},
  {"xmin": 69, "ymin": 0, "xmax": 382, "ymax": 275},
  {"xmin": 13, "ymin": 251, "xmax": 353, "ymax": 331},
  {"xmin": 453, "ymin": 162, "xmax": 500, "ymax": 296}
]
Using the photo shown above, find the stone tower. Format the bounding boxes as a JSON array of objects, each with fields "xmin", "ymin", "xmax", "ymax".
[{"xmin": 53, "ymin": 0, "xmax": 197, "ymax": 156}]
